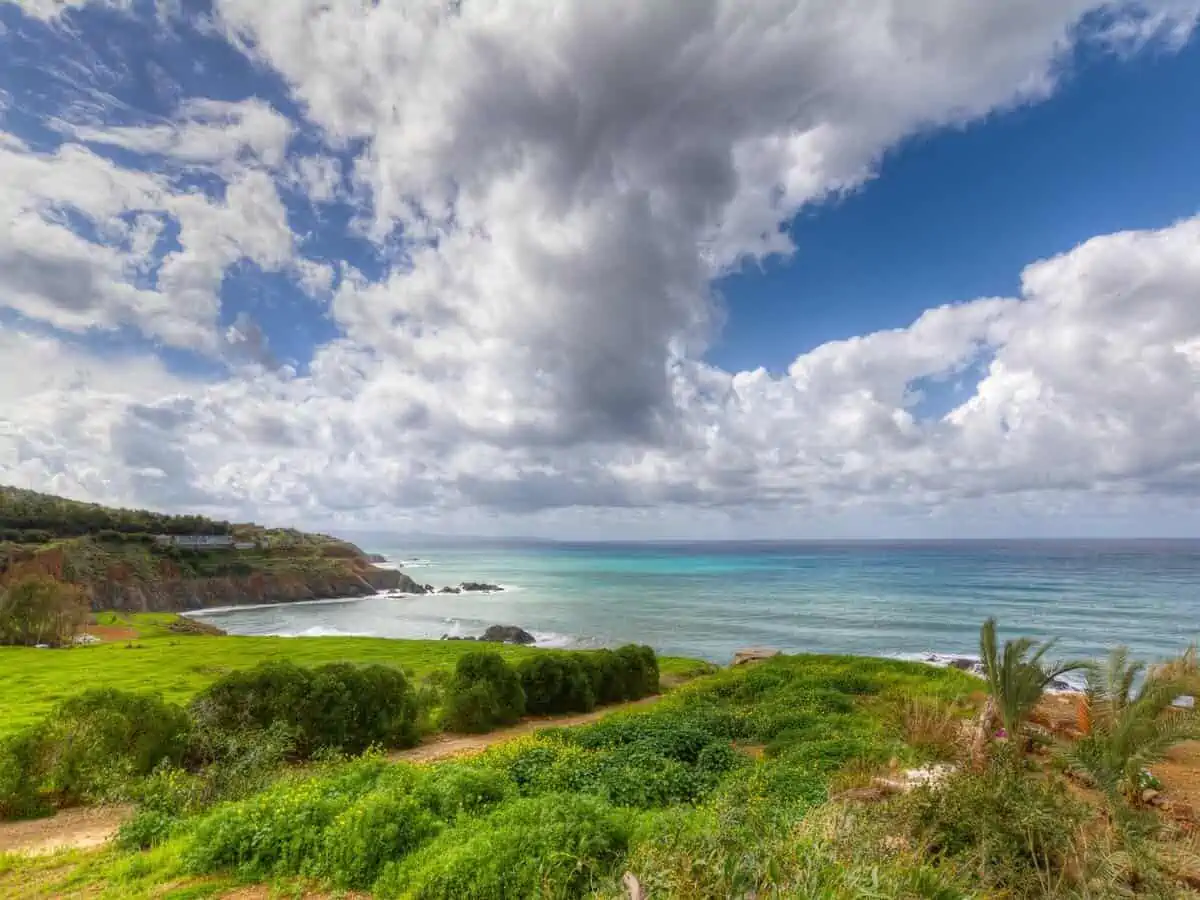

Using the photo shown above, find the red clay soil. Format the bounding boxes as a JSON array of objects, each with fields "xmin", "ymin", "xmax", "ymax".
[{"xmin": 83, "ymin": 624, "xmax": 139, "ymax": 641}]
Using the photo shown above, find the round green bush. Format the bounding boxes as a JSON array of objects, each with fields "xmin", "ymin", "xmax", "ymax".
[
  {"xmin": 518, "ymin": 652, "xmax": 596, "ymax": 715},
  {"xmin": 190, "ymin": 660, "xmax": 418, "ymax": 758},
  {"xmin": 39, "ymin": 688, "xmax": 191, "ymax": 804},
  {"xmin": 441, "ymin": 651, "xmax": 525, "ymax": 733}
]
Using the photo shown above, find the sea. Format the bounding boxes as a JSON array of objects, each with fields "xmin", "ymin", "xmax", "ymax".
[{"xmin": 190, "ymin": 540, "xmax": 1200, "ymax": 679}]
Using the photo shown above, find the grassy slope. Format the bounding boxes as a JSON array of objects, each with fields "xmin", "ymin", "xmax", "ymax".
[
  {"xmin": 0, "ymin": 614, "xmax": 709, "ymax": 735},
  {"xmin": 0, "ymin": 654, "xmax": 982, "ymax": 899}
]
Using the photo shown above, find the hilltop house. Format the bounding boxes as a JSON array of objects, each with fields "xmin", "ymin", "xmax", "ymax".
[{"xmin": 154, "ymin": 534, "xmax": 235, "ymax": 550}]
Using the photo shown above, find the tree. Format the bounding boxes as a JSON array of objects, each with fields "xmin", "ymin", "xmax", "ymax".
[
  {"xmin": 974, "ymin": 618, "xmax": 1085, "ymax": 765},
  {"xmin": 1065, "ymin": 647, "xmax": 1198, "ymax": 806},
  {"xmin": 0, "ymin": 575, "xmax": 90, "ymax": 647}
]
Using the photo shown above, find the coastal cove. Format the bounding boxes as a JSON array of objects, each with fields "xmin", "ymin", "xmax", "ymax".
[{"xmin": 193, "ymin": 539, "xmax": 1200, "ymax": 668}]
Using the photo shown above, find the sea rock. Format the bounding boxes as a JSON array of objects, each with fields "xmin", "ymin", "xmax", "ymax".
[
  {"xmin": 439, "ymin": 586, "xmax": 462, "ymax": 594},
  {"xmin": 460, "ymin": 582, "xmax": 503, "ymax": 592},
  {"xmin": 732, "ymin": 648, "xmax": 781, "ymax": 666},
  {"xmin": 365, "ymin": 553, "xmax": 388, "ymax": 563},
  {"xmin": 479, "ymin": 624, "xmax": 536, "ymax": 645},
  {"xmin": 441, "ymin": 634, "xmax": 475, "ymax": 641},
  {"xmin": 1049, "ymin": 677, "xmax": 1074, "ymax": 692}
]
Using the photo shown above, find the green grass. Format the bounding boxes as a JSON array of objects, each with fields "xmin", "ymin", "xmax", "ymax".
[
  {"xmin": 0, "ymin": 614, "xmax": 706, "ymax": 736},
  {"xmin": 0, "ymin": 654, "xmax": 988, "ymax": 899}
]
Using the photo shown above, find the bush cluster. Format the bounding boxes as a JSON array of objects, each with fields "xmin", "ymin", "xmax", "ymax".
[
  {"xmin": 442, "ymin": 645, "xmax": 660, "ymax": 733},
  {"xmin": 190, "ymin": 659, "xmax": 419, "ymax": 757},
  {"xmin": 0, "ymin": 688, "xmax": 191, "ymax": 815}
]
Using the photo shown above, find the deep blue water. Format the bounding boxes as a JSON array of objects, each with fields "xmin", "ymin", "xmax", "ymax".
[{"xmin": 194, "ymin": 540, "xmax": 1200, "ymax": 669}]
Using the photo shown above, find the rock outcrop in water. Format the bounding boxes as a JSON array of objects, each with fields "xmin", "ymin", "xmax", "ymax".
[{"xmin": 479, "ymin": 624, "xmax": 536, "ymax": 645}]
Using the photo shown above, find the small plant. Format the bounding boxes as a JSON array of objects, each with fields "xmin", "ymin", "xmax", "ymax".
[
  {"xmin": 976, "ymin": 618, "xmax": 1085, "ymax": 763},
  {"xmin": 893, "ymin": 694, "xmax": 965, "ymax": 760},
  {"xmin": 1065, "ymin": 646, "xmax": 1198, "ymax": 806}
]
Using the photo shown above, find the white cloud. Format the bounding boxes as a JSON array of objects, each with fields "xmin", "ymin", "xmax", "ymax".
[
  {"xmin": 73, "ymin": 98, "xmax": 294, "ymax": 171},
  {"xmin": 1, "ymin": 0, "xmax": 1199, "ymax": 535}
]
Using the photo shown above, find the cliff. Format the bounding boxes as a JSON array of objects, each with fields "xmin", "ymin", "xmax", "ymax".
[{"xmin": 0, "ymin": 534, "xmax": 428, "ymax": 614}]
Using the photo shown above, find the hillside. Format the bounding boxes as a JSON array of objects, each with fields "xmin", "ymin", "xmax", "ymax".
[{"xmin": 0, "ymin": 486, "xmax": 424, "ymax": 612}]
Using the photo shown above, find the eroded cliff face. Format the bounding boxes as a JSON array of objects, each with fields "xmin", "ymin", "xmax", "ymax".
[{"xmin": 0, "ymin": 543, "xmax": 427, "ymax": 613}]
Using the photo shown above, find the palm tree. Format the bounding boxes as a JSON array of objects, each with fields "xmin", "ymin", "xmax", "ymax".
[
  {"xmin": 973, "ymin": 618, "xmax": 1086, "ymax": 765},
  {"xmin": 1065, "ymin": 647, "xmax": 1198, "ymax": 806}
]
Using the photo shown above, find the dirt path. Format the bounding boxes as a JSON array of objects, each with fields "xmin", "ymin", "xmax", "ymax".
[
  {"xmin": 0, "ymin": 805, "xmax": 133, "ymax": 857},
  {"xmin": 391, "ymin": 694, "xmax": 664, "ymax": 763}
]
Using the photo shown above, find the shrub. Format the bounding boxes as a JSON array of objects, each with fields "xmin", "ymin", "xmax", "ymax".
[
  {"xmin": 190, "ymin": 660, "xmax": 417, "ymax": 757},
  {"xmin": 517, "ymin": 652, "xmax": 595, "ymax": 715},
  {"xmin": 583, "ymin": 649, "xmax": 627, "ymax": 704},
  {"xmin": 0, "ymin": 574, "xmax": 90, "ymax": 647},
  {"xmin": 899, "ymin": 758, "xmax": 1087, "ymax": 895},
  {"xmin": 416, "ymin": 764, "xmax": 516, "ymax": 819},
  {"xmin": 441, "ymin": 651, "xmax": 525, "ymax": 733},
  {"xmin": 318, "ymin": 788, "xmax": 443, "ymax": 889},
  {"xmin": 374, "ymin": 794, "xmax": 630, "ymax": 899},
  {"xmin": 616, "ymin": 644, "xmax": 660, "ymax": 699},
  {"xmin": 39, "ymin": 689, "xmax": 191, "ymax": 804},
  {"xmin": 182, "ymin": 762, "xmax": 394, "ymax": 878},
  {"xmin": 0, "ymin": 732, "xmax": 50, "ymax": 820}
]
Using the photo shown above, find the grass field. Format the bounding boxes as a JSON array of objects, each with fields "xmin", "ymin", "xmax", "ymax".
[{"xmin": 0, "ymin": 613, "xmax": 711, "ymax": 735}]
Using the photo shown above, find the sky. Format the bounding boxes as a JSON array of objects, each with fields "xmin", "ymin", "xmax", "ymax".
[{"xmin": 1, "ymin": 0, "xmax": 1200, "ymax": 540}]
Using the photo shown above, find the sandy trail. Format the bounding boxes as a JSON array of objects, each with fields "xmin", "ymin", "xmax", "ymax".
[
  {"xmin": 389, "ymin": 694, "xmax": 663, "ymax": 763},
  {"xmin": 0, "ymin": 805, "xmax": 134, "ymax": 857}
]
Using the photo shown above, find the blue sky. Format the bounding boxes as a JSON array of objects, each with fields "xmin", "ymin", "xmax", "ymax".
[
  {"xmin": 715, "ymin": 36, "xmax": 1200, "ymax": 376},
  {"xmin": 2, "ymin": 1, "xmax": 1200, "ymax": 538}
]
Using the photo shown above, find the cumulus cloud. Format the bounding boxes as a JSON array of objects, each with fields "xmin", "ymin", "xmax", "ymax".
[{"xmin": 0, "ymin": 0, "xmax": 1199, "ymax": 535}]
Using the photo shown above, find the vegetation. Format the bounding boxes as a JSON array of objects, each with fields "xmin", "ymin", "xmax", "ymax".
[
  {"xmin": 2, "ymin": 622, "xmax": 1199, "ymax": 900},
  {"xmin": 442, "ymin": 650, "xmax": 528, "ymax": 733},
  {"xmin": 1066, "ymin": 647, "xmax": 1198, "ymax": 805},
  {"xmin": 977, "ymin": 616, "xmax": 1085, "ymax": 760},
  {"xmin": 0, "ymin": 485, "xmax": 231, "ymax": 540},
  {"xmin": 0, "ymin": 575, "xmax": 89, "ymax": 647}
]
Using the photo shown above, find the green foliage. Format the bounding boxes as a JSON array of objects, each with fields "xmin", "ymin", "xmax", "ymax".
[
  {"xmin": 190, "ymin": 659, "xmax": 418, "ymax": 758},
  {"xmin": 980, "ymin": 617, "xmax": 1086, "ymax": 755},
  {"xmin": 180, "ymin": 757, "xmax": 395, "ymax": 878},
  {"xmin": 1066, "ymin": 646, "xmax": 1199, "ymax": 805},
  {"xmin": 0, "ymin": 574, "xmax": 89, "ymax": 647},
  {"xmin": 37, "ymin": 688, "xmax": 191, "ymax": 805},
  {"xmin": 900, "ymin": 756, "xmax": 1087, "ymax": 896},
  {"xmin": 0, "ymin": 484, "xmax": 232, "ymax": 539},
  {"xmin": 442, "ymin": 650, "xmax": 526, "ymax": 733},
  {"xmin": 0, "ymin": 732, "xmax": 50, "ymax": 820},
  {"xmin": 616, "ymin": 643, "xmax": 660, "ymax": 698},
  {"xmin": 518, "ymin": 651, "xmax": 596, "ymax": 715},
  {"xmin": 374, "ymin": 794, "xmax": 631, "ymax": 900},
  {"xmin": 317, "ymin": 787, "xmax": 443, "ymax": 889},
  {"xmin": 414, "ymin": 763, "xmax": 516, "ymax": 820}
]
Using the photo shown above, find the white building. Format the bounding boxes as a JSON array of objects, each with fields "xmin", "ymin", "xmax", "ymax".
[{"xmin": 154, "ymin": 534, "xmax": 235, "ymax": 549}]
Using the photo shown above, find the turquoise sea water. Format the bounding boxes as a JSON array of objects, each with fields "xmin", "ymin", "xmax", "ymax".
[{"xmin": 193, "ymin": 541, "xmax": 1200, "ymax": 670}]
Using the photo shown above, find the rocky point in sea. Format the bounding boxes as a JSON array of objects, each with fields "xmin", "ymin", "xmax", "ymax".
[{"xmin": 440, "ymin": 624, "xmax": 536, "ymax": 645}]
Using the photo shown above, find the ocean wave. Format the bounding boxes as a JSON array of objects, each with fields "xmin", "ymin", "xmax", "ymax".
[
  {"xmin": 897, "ymin": 650, "xmax": 1087, "ymax": 692},
  {"xmin": 277, "ymin": 625, "xmax": 373, "ymax": 638},
  {"xmin": 185, "ymin": 596, "xmax": 365, "ymax": 617}
]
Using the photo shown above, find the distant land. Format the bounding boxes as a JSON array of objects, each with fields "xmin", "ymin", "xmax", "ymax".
[{"xmin": 0, "ymin": 486, "xmax": 426, "ymax": 613}]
